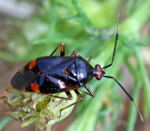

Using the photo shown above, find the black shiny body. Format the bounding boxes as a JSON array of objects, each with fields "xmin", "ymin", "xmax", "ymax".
[
  {"xmin": 11, "ymin": 55, "xmax": 94, "ymax": 94},
  {"xmin": 30, "ymin": 56, "xmax": 93, "ymax": 93}
]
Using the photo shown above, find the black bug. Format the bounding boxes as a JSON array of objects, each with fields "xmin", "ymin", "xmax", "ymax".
[{"xmin": 10, "ymin": 30, "xmax": 143, "ymax": 121}]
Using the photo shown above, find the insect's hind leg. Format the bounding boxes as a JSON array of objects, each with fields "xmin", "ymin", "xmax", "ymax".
[
  {"xmin": 48, "ymin": 91, "xmax": 72, "ymax": 100},
  {"xmin": 50, "ymin": 43, "xmax": 65, "ymax": 56},
  {"xmin": 59, "ymin": 89, "xmax": 82, "ymax": 118}
]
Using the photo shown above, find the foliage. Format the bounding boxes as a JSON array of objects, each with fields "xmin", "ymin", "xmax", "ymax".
[{"xmin": 2, "ymin": 88, "xmax": 76, "ymax": 131}]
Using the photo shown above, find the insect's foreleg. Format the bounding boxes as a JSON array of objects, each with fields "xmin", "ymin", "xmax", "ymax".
[
  {"xmin": 78, "ymin": 86, "xmax": 95, "ymax": 97},
  {"xmin": 83, "ymin": 85, "xmax": 94, "ymax": 97}
]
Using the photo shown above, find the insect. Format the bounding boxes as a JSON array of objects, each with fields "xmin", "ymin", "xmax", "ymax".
[{"xmin": 10, "ymin": 30, "xmax": 143, "ymax": 121}]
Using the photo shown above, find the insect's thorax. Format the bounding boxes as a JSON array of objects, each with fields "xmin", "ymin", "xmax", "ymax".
[{"xmin": 66, "ymin": 56, "xmax": 93, "ymax": 86}]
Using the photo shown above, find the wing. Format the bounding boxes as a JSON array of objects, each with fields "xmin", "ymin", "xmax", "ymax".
[{"xmin": 36, "ymin": 56, "xmax": 75, "ymax": 72}]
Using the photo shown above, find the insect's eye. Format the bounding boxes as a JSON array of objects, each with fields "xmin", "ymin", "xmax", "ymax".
[
  {"xmin": 93, "ymin": 65, "xmax": 105, "ymax": 80},
  {"xmin": 95, "ymin": 65, "xmax": 101, "ymax": 71}
]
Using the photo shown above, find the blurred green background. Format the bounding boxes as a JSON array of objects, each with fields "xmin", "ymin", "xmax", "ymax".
[{"xmin": 0, "ymin": 0, "xmax": 150, "ymax": 131}]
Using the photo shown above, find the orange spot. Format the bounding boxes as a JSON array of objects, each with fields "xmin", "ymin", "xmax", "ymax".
[
  {"xmin": 30, "ymin": 83, "xmax": 40, "ymax": 93},
  {"xmin": 29, "ymin": 60, "xmax": 36, "ymax": 69}
]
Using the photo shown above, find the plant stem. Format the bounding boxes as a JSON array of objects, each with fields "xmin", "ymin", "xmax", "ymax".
[
  {"xmin": 127, "ymin": 78, "xmax": 141, "ymax": 131},
  {"xmin": 134, "ymin": 48, "xmax": 150, "ymax": 116},
  {"xmin": 0, "ymin": 116, "xmax": 12, "ymax": 130}
]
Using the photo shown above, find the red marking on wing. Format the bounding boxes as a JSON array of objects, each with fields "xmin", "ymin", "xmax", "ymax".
[
  {"xmin": 30, "ymin": 83, "xmax": 40, "ymax": 93},
  {"xmin": 29, "ymin": 60, "xmax": 36, "ymax": 70}
]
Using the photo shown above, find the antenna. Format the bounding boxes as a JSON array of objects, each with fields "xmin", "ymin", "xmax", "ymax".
[
  {"xmin": 104, "ymin": 75, "xmax": 144, "ymax": 122},
  {"xmin": 103, "ymin": 15, "xmax": 120, "ymax": 69}
]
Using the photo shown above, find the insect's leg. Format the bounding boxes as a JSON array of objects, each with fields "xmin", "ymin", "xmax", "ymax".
[
  {"xmin": 74, "ymin": 89, "xmax": 83, "ymax": 100},
  {"xmin": 59, "ymin": 43, "xmax": 65, "ymax": 56},
  {"xmin": 83, "ymin": 85, "xmax": 94, "ymax": 97},
  {"xmin": 87, "ymin": 56, "xmax": 92, "ymax": 62},
  {"xmin": 59, "ymin": 89, "xmax": 82, "ymax": 118},
  {"xmin": 78, "ymin": 87, "xmax": 95, "ymax": 97},
  {"xmin": 49, "ymin": 91, "xmax": 72, "ymax": 100},
  {"xmin": 50, "ymin": 45, "xmax": 59, "ymax": 56},
  {"xmin": 102, "ymin": 23, "xmax": 119, "ymax": 69},
  {"xmin": 50, "ymin": 43, "xmax": 65, "ymax": 56},
  {"xmin": 71, "ymin": 50, "xmax": 77, "ymax": 56}
]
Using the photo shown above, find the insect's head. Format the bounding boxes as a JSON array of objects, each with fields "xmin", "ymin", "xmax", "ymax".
[{"xmin": 93, "ymin": 64, "xmax": 105, "ymax": 80}]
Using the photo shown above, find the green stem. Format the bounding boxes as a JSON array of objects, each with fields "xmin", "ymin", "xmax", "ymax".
[
  {"xmin": 134, "ymin": 48, "xmax": 150, "ymax": 116},
  {"xmin": 0, "ymin": 116, "xmax": 12, "ymax": 130},
  {"xmin": 126, "ymin": 46, "xmax": 148, "ymax": 130},
  {"xmin": 127, "ymin": 78, "xmax": 141, "ymax": 131}
]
